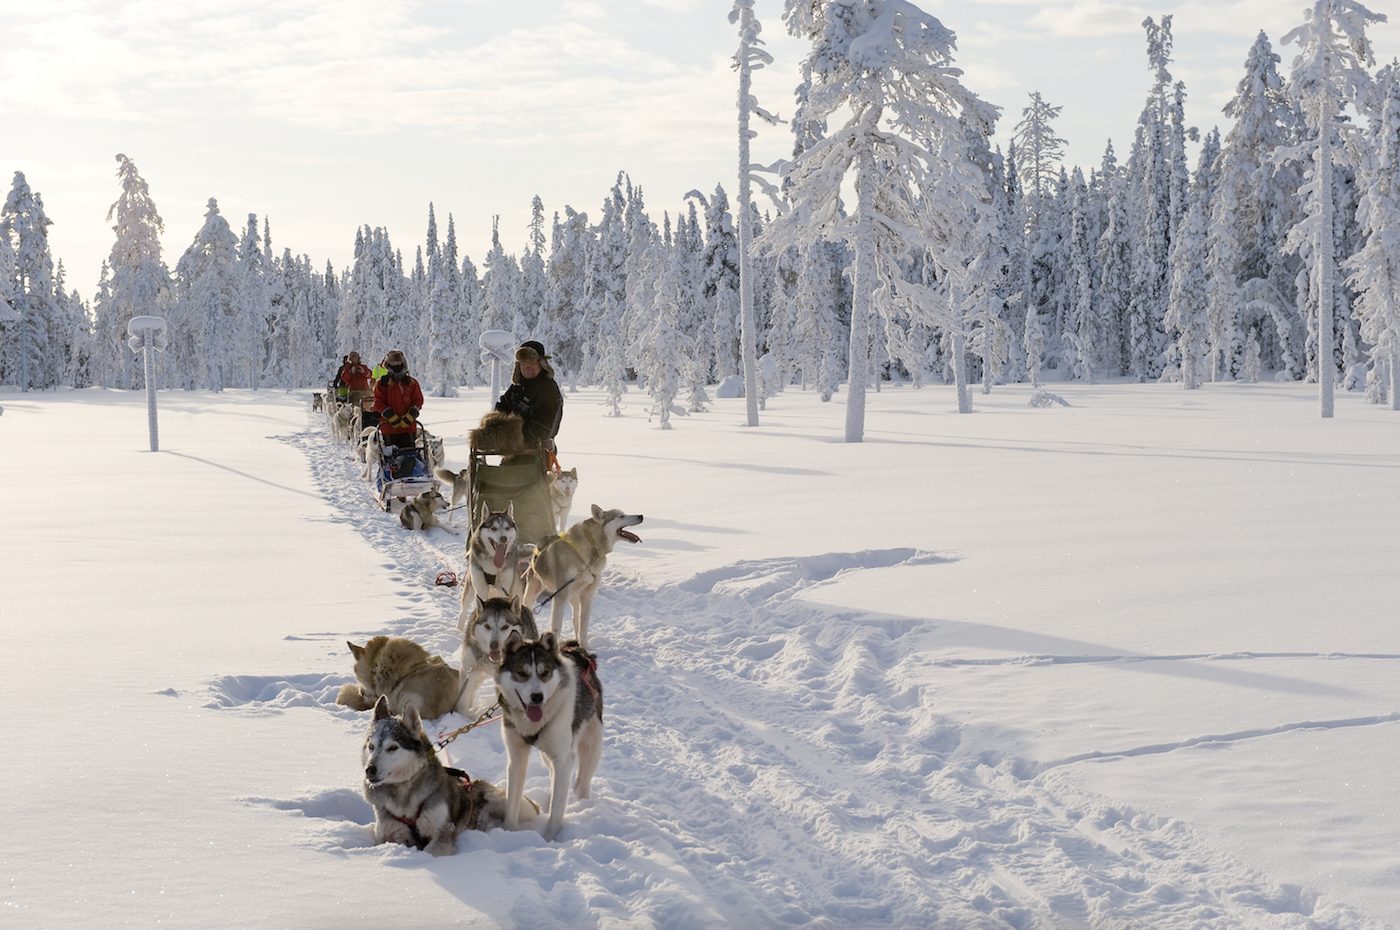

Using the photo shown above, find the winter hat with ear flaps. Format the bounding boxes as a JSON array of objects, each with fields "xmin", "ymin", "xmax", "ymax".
[
  {"xmin": 515, "ymin": 341, "xmax": 553, "ymax": 376},
  {"xmin": 383, "ymin": 349, "xmax": 408, "ymax": 372}
]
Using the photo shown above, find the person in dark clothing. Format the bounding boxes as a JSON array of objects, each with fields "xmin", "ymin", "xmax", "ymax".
[{"xmin": 495, "ymin": 340, "xmax": 563, "ymax": 454}]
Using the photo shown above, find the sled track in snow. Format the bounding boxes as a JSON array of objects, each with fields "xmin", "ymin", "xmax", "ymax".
[{"xmin": 223, "ymin": 423, "xmax": 1386, "ymax": 930}]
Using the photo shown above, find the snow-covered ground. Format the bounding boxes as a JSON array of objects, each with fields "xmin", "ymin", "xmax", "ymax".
[{"xmin": 3, "ymin": 379, "xmax": 1398, "ymax": 929}]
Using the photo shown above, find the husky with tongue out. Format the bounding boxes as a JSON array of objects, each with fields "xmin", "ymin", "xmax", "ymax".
[
  {"xmin": 462, "ymin": 500, "xmax": 526, "ymax": 631},
  {"xmin": 495, "ymin": 632, "xmax": 603, "ymax": 841}
]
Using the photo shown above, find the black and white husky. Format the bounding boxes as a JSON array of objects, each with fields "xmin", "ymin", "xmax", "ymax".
[
  {"xmin": 361, "ymin": 696, "xmax": 530, "ymax": 855},
  {"xmin": 455, "ymin": 596, "xmax": 539, "ymax": 715},
  {"xmin": 495, "ymin": 632, "xmax": 603, "ymax": 841}
]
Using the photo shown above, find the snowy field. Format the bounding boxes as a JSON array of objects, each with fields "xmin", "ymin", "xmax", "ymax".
[{"xmin": 3, "ymin": 379, "xmax": 1398, "ymax": 929}]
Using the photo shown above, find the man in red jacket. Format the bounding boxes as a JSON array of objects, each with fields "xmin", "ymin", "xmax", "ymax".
[{"xmin": 373, "ymin": 349, "xmax": 424, "ymax": 451}]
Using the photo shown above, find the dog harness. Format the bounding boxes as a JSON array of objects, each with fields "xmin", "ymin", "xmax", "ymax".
[{"xmin": 387, "ymin": 768, "xmax": 479, "ymax": 849}]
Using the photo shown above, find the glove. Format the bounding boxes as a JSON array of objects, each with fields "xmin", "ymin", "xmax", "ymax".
[
  {"xmin": 408, "ymin": 406, "xmax": 420, "ymax": 418},
  {"xmin": 513, "ymin": 396, "xmax": 533, "ymax": 417},
  {"xmin": 382, "ymin": 413, "xmax": 401, "ymax": 428}
]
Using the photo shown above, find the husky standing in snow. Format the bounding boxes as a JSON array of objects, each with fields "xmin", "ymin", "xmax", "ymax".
[
  {"xmin": 523, "ymin": 505, "xmax": 643, "ymax": 650},
  {"xmin": 494, "ymin": 632, "xmax": 603, "ymax": 841},
  {"xmin": 361, "ymin": 696, "xmax": 533, "ymax": 854},
  {"xmin": 547, "ymin": 467, "xmax": 579, "ymax": 532},
  {"xmin": 461, "ymin": 500, "xmax": 525, "ymax": 628}
]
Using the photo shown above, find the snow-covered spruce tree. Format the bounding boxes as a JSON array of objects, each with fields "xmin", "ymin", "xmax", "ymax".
[
  {"xmin": 1218, "ymin": 33, "xmax": 1307, "ymax": 379},
  {"xmin": 774, "ymin": 0, "xmax": 996, "ymax": 440},
  {"xmin": 970, "ymin": 145, "xmax": 1013, "ymax": 394},
  {"xmin": 998, "ymin": 141, "xmax": 1028, "ymax": 382},
  {"xmin": 1166, "ymin": 183, "xmax": 1211, "ymax": 389},
  {"xmin": 675, "ymin": 201, "xmax": 713, "ymax": 411},
  {"xmin": 52, "ymin": 261, "xmax": 91, "ymax": 388},
  {"xmin": 1345, "ymin": 64, "xmax": 1400, "ymax": 408},
  {"xmin": 336, "ymin": 227, "xmax": 366, "ymax": 357},
  {"xmin": 1, "ymin": 172, "xmax": 61, "ymax": 391},
  {"xmin": 173, "ymin": 198, "xmax": 240, "ymax": 392},
  {"xmin": 520, "ymin": 196, "xmax": 548, "ymax": 338},
  {"xmin": 1282, "ymin": 0, "xmax": 1386, "ymax": 417},
  {"xmin": 587, "ymin": 179, "xmax": 629, "ymax": 412},
  {"xmin": 1122, "ymin": 15, "xmax": 1183, "ymax": 382},
  {"xmin": 622, "ymin": 183, "xmax": 659, "ymax": 362},
  {"xmin": 423, "ymin": 204, "xmax": 458, "ymax": 398},
  {"xmin": 635, "ymin": 215, "xmax": 688, "ymax": 429},
  {"xmin": 733, "ymin": 0, "xmax": 785, "ymax": 425},
  {"xmin": 459, "ymin": 251, "xmax": 484, "ymax": 387},
  {"xmin": 1095, "ymin": 143, "xmax": 1132, "ymax": 376},
  {"xmin": 541, "ymin": 207, "xmax": 591, "ymax": 390},
  {"xmin": 92, "ymin": 154, "xmax": 172, "ymax": 389},
  {"xmin": 1011, "ymin": 91, "xmax": 1067, "ymax": 222},
  {"xmin": 236, "ymin": 214, "xmax": 271, "ymax": 389},
  {"xmin": 1022, "ymin": 169, "xmax": 1064, "ymax": 384},
  {"xmin": 1064, "ymin": 167, "xmax": 1097, "ymax": 382},
  {"xmin": 692, "ymin": 185, "xmax": 740, "ymax": 383}
]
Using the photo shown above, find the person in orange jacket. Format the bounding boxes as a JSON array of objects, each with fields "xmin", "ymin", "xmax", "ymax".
[
  {"xmin": 373, "ymin": 349, "xmax": 424, "ymax": 451},
  {"xmin": 336, "ymin": 352, "xmax": 373, "ymax": 406}
]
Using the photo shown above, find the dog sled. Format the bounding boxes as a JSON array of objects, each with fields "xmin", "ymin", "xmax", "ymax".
[
  {"xmin": 375, "ymin": 432, "xmax": 437, "ymax": 512},
  {"xmin": 467, "ymin": 442, "xmax": 556, "ymax": 548}
]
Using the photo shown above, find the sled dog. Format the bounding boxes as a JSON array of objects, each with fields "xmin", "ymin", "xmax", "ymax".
[
  {"xmin": 312, "ymin": 391, "xmax": 324, "ymax": 412},
  {"xmin": 362, "ymin": 696, "xmax": 535, "ymax": 854},
  {"xmin": 418, "ymin": 426, "xmax": 445, "ymax": 473},
  {"xmin": 336, "ymin": 636, "xmax": 459, "ymax": 720},
  {"xmin": 399, "ymin": 488, "xmax": 447, "ymax": 532},
  {"xmin": 330, "ymin": 402, "xmax": 357, "ymax": 443},
  {"xmin": 547, "ymin": 467, "xmax": 579, "ymax": 532},
  {"xmin": 523, "ymin": 505, "xmax": 643, "ymax": 649},
  {"xmin": 455, "ymin": 595, "xmax": 539, "ymax": 714},
  {"xmin": 360, "ymin": 426, "xmax": 384, "ymax": 477},
  {"xmin": 462, "ymin": 501, "xmax": 525, "ymax": 627},
  {"xmin": 433, "ymin": 466, "xmax": 471, "ymax": 510},
  {"xmin": 495, "ymin": 632, "xmax": 603, "ymax": 841}
]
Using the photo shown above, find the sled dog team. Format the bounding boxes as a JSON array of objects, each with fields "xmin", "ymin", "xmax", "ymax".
[{"xmin": 338, "ymin": 477, "xmax": 644, "ymax": 851}]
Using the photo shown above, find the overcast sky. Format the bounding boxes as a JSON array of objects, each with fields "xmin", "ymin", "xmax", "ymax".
[{"xmin": 2, "ymin": 0, "xmax": 1395, "ymax": 302}]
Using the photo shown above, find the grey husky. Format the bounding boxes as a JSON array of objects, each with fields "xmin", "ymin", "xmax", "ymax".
[
  {"xmin": 455, "ymin": 595, "xmax": 539, "ymax": 715},
  {"xmin": 399, "ymin": 488, "xmax": 447, "ymax": 532},
  {"xmin": 523, "ymin": 505, "xmax": 643, "ymax": 649},
  {"xmin": 495, "ymin": 632, "xmax": 604, "ymax": 841},
  {"xmin": 460, "ymin": 500, "xmax": 525, "ymax": 629},
  {"xmin": 433, "ymin": 466, "xmax": 471, "ymax": 510},
  {"xmin": 362, "ymin": 696, "xmax": 534, "ymax": 855},
  {"xmin": 547, "ymin": 467, "xmax": 579, "ymax": 532}
]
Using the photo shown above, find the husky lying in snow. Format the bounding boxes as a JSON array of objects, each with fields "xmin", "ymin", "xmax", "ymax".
[
  {"xmin": 399, "ymin": 488, "xmax": 447, "ymax": 532},
  {"xmin": 523, "ymin": 505, "xmax": 643, "ymax": 650},
  {"xmin": 362, "ymin": 696, "xmax": 535, "ymax": 854},
  {"xmin": 495, "ymin": 632, "xmax": 603, "ymax": 841},
  {"xmin": 336, "ymin": 636, "xmax": 459, "ymax": 720},
  {"xmin": 456, "ymin": 596, "xmax": 539, "ymax": 715}
]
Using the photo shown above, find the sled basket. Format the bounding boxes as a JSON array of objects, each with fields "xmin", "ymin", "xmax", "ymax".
[{"xmin": 468, "ymin": 450, "xmax": 555, "ymax": 547}]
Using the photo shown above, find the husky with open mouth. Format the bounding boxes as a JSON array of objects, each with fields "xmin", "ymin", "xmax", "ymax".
[
  {"xmin": 494, "ymin": 632, "xmax": 603, "ymax": 841},
  {"xmin": 455, "ymin": 595, "xmax": 539, "ymax": 715},
  {"xmin": 461, "ymin": 500, "xmax": 526, "ymax": 629},
  {"xmin": 523, "ymin": 505, "xmax": 643, "ymax": 650}
]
